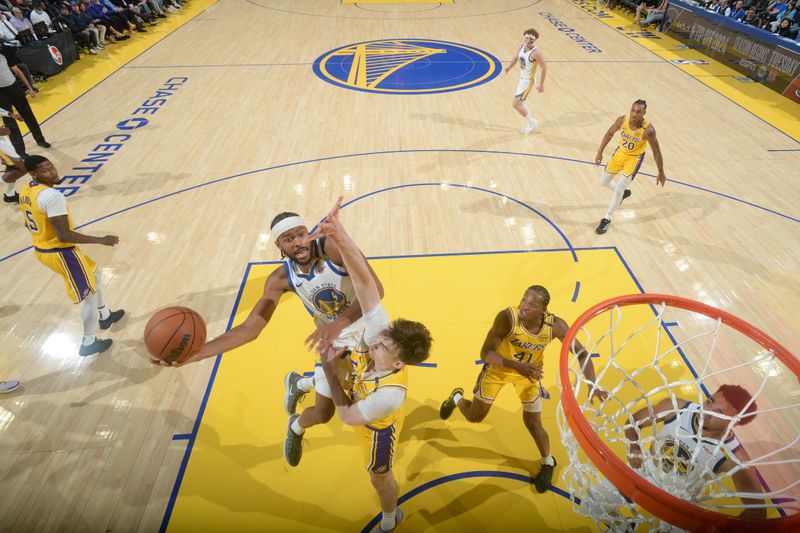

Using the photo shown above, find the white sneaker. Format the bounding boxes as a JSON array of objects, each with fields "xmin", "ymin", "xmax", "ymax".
[
  {"xmin": 522, "ymin": 119, "xmax": 538, "ymax": 134},
  {"xmin": 0, "ymin": 380, "xmax": 21, "ymax": 393}
]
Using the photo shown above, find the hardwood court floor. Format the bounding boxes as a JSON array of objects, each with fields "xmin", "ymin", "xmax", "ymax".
[{"xmin": 0, "ymin": 1, "xmax": 798, "ymax": 531}]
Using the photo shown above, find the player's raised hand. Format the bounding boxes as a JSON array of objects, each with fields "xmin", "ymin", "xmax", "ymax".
[
  {"xmin": 304, "ymin": 196, "xmax": 344, "ymax": 244},
  {"xmin": 321, "ymin": 345, "xmax": 349, "ymax": 364}
]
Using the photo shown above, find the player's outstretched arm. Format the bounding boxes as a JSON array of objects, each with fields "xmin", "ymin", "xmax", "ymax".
[
  {"xmin": 625, "ymin": 397, "xmax": 688, "ymax": 467},
  {"xmin": 645, "ymin": 124, "xmax": 667, "ymax": 186},
  {"xmin": 320, "ymin": 347, "xmax": 369, "ymax": 426},
  {"xmin": 504, "ymin": 48, "xmax": 519, "ymax": 74},
  {"xmin": 595, "ymin": 115, "xmax": 624, "ymax": 165},
  {"xmin": 552, "ymin": 317, "xmax": 607, "ymax": 403},
  {"xmin": 178, "ymin": 267, "xmax": 288, "ymax": 365},
  {"xmin": 305, "ymin": 196, "xmax": 381, "ymax": 314},
  {"xmin": 719, "ymin": 449, "xmax": 766, "ymax": 519},
  {"xmin": 49, "ymin": 215, "xmax": 118, "ymax": 246}
]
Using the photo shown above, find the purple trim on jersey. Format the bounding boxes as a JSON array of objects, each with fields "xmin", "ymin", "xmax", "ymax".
[
  {"xmin": 629, "ymin": 152, "xmax": 646, "ymax": 178},
  {"xmin": 61, "ymin": 248, "xmax": 92, "ymax": 302},
  {"xmin": 34, "ymin": 246, "xmax": 75, "ymax": 253},
  {"xmin": 365, "ymin": 423, "xmax": 396, "ymax": 473}
]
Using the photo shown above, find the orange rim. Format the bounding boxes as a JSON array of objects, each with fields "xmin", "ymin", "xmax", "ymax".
[{"xmin": 559, "ymin": 293, "xmax": 800, "ymax": 532}]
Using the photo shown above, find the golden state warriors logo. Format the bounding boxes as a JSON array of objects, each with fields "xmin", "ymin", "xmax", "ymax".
[
  {"xmin": 659, "ymin": 439, "xmax": 692, "ymax": 475},
  {"xmin": 313, "ymin": 288, "xmax": 347, "ymax": 316},
  {"xmin": 313, "ymin": 39, "xmax": 501, "ymax": 95}
]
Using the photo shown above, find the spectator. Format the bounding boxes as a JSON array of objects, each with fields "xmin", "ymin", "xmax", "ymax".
[
  {"xmin": 0, "ymin": 12, "xmax": 17, "ymax": 42},
  {"xmin": 765, "ymin": 1, "xmax": 789, "ymax": 23},
  {"xmin": 706, "ymin": 0, "xmax": 722, "ymax": 12},
  {"xmin": 718, "ymin": 0, "xmax": 731, "ymax": 15},
  {"xmin": 56, "ymin": 3, "xmax": 96, "ymax": 54},
  {"xmin": 75, "ymin": 2, "xmax": 104, "ymax": 48},
  {"xmin": 29, "ymin": 2, "xmax": 53, "ymax": 30},
  {"xmin": 8, "ymin": 7, "xmax": 34, "ymax": 36},
  {"xmin": 742, "ymin": 6, "xmax": 763, "ymax": 25},
  {"xmin": 634, "ymin": 0, "xmax": 661, "ymax": 25},
  {"xmin": 770, "ymin": 1, "xmax": 796, "ymax": 29},
  {"xmin": 728, "ymin": 0, "xmax": 746, "ymax": 19},
  {"xmin": 86, "ymin": 0, "xmax": 130, "ymax": 41},
  {"xmin": 0, "ymin": 47, "xmax": 49, "ymax": 156},
  {"xmin": 640, "ymin": 0, "xmax": 668, "ymax": 27},
  {"xmin": 774, "ymin": 16, "xmax": 795, "ymax": 35},
  {"xmin": 101, "ymin": 0, "xmax": 145, "ymax": 33}
]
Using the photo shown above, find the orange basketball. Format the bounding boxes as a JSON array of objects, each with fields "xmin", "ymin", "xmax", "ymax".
[{"xmin": 144, "ymin": 306, "xmax": 206, "ymax": 363}]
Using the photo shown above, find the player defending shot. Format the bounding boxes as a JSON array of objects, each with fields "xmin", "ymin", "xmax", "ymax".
[
  {"xmin": 505, "ymin": 28, "xmax": 547, "ymax": 134},
  {"xmin": 582, "ymin": 384, "xmax": 765, "ymax": 521},
  {"xmin": 20, "ymin": 156, "xmax": 125, "ymax": 356},
  {"xmin": 167, "ymin": 209, "xmax": 382, "ymax": 468},
  {"xmin": 439, "ymin": 285, "xmax": 606, "ymax": 493},
  {"xmin": 307, "ymin": 197, "xmax": 432, "ymax": 533},
  {"xmin": 594, "ymin": 99, "xmax": 666, "ymax": 235}
]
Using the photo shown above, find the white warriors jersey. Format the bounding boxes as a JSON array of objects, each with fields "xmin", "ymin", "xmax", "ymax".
[
  {"xmin": 284, "ymin": 243, "xmax": 356, "ymax": 328},
  {"xmin": 654, "ymin": 402, "xmax": 742, "ymax": 477},
  {"xmin": 518, "ymin": 44, "xmax": 537, "ymax": 79}
]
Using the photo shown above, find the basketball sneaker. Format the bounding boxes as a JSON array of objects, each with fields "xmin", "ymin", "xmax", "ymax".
[
  {"xmin": 439, "ymin": 387, "xmax": 464, "ymax": 420},
  {"xmin": 99, "ymin": 309, "xmax": 126, "ymax": 330},
  {"xmin": 0, "ymin": 380, "xmax": 21, "ymax": 393},
  {"xmin": 533, "ymin": 458, "xmax": 557, "ymax": 493},
  {"xmin": 284, "ymin": 371, "xmax": 307, "ymax": 415},
  {"xmin": 370, "ymin": 508, "xmax": 404, "ymax": 533},
  {"xmin": 595, "ymin": 218, "xmax": 611, "ymax": 235},
  {"xmin": 522, "ymin": 119, "xmax": 538, "ymax": 134},
  {"xmin": 79, "ymin": 338, "xmax": 113, "ymax": 356},
  {"xmin": 3, "ymin": 192, "xmax": 19, "ymax": 203},
  {"xmin": 284, "ymin": 413, "xmax": 304, "ymax": 467}
]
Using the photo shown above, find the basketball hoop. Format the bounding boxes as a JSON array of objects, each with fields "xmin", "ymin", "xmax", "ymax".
[{"xmin": 557, "ymin": 294, "xmax": 800, "ymax": 532}]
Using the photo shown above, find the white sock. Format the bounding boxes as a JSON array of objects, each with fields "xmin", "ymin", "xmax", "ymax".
[
  {"xmin": 605, "ymin": 176, "xmax": 633, "ymax": 219},
  {"xmin": 81, "ymin": 293, "xmax": 98, "ymax": 341},
  {"xmin": 453, "ymin": 391, "xmax": 463, "ymax": 404},
  {"xmin": 94, "ymin": 273, "xmax": 109, "ymax": 319},
  {"xmin": 4, "ymin": 181, "xmax": 14, "ymax": 195},
  {"xmin": 526, "ymin": 114, "xmax": 536, "ymax": 124},
  {"xmin": 380, "ymin": 509, "xmax": 397, "ymax": 531},
  {"xmin": 541, "ymin": 455, "xmax": 554, "ymax": 466},
  {"xmin": 82, "ymin": 335, "xmax": 96, "ymax": 346},
  {"xmin": 297, "ymin": 376, "xmax": 314, "ymax": 392},
  {"xmin": 290, "ymin": 417, "xmax": 305, "ymax": 435}
]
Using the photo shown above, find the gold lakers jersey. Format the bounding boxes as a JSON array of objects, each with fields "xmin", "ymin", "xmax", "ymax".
[
  {"xmin": 19, "ymin": 181, "xmax": 73, "ymax": 250},
  {"xmin": 496, "ymin": 306, "xmax": 554, "ymax": 375},
  {"xmin": 618, "ymin": 114, "xmax": 650, "ymax": 156},
  {"xmin": 350, "ymin": 347, "xmax": 407, "ymax": 430}
]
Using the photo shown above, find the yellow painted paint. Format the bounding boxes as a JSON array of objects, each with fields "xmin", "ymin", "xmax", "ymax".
[
  {"xmin": 21, "ymin": 0, "xmax": 217, "ymax": 135},
  {"xmin": 344, "ymin": 0, "xmax": 452, "ymax": 4},
  {"xmin": 166, "ymin": 249, "xmax": 666, "ymax": 532},
  {"xmin": 568, "ymin": 1, "xmax": 800, "ymax": 142}
]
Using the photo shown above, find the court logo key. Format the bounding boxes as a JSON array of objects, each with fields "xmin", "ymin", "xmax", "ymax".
[{"xmin": 313, "ymin": 38, "xmax": 501, "ymax": 95}]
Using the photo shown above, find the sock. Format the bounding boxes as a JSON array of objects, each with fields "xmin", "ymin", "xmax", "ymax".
[
  {"xmin": 297, "ymin": 376, "xmax": 314, "ymax": 392},
  {"xmin": 81, "ymin": 293, "xmax": 98, "ymax": 342},
  {"xmin": 380, "ymin": 510, "xmax": 397, "ymax": 531},
  {"xmin": 541, "ymin": 455, "xmax": 554, "ymax": 466},
  {"xmin": 5, "ymin": 181, "xmax": 14, "ymax": 195},
  {"xmin": 82, "ymin": 335, "xmax": 96, "ymax": 346},
  {"xmin": 605, "ymin": 176, "xmax": 633, "ymax": 219},
  {"xmin": 526, "ymin": 114, "xmax": 536, "ymax": 125},
  {"xmin": 94, "ymin": 273, "xmax": 110, "ymax": 319},
  {"xmin": 291, "ymin": 417, "xmax": 305, "ymax": 435},
  {"xmin": 453, "ymin": 391, "xmax": 463, "ymax": 404}
]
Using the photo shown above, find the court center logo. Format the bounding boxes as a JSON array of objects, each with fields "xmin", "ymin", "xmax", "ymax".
[{"xmin": 313, "ymin": 38, "xmax": 501, "ymax": 95}]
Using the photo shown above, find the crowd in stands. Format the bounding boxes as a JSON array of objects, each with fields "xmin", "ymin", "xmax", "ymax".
[
  {"xmin": 0, "ymin": 0, "xmax": 188, "ymax": 81},
  {"xmin": 608, "ymin": 1, "xmax": 800, "ymax": 42}
]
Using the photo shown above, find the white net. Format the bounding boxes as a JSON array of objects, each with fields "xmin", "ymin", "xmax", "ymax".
[{"xmin": 556, "ymin": 296, "xmax": 800, "ymax": 532}]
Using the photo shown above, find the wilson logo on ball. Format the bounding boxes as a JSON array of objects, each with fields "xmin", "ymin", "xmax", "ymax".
[{"xmin": 170, "ymin": 334, "xmax": 192, "ymax": 358}]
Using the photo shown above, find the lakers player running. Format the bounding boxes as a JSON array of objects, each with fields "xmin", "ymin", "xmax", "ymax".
[
  {"xmin": 439, "ymin": 285, "xmax": 606, "ymax": 492},
  {"xmin": 594, "ymin": 99, "xmax": 667, "ymax": 234},
  {"xmin": 20, "ymin": 156, "xmax": 125, "ymax": 356},
  {"xmin": 306, "ymin": 197, "xmax": 432, "ymax": 533},
  {"xmin": 582, "ymin": 385, "xmax": 765, "ymax": 521},
  {"xmin": 172, "ymin": 210, "xmax": 382, "ymax": 468},
  {"xmin": 505, "ymin": 28, "xmax": 547, "ymax": 133}
]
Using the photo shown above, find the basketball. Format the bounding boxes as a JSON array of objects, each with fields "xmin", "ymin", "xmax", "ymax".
[{"xmin": 144, "ymin": 306, "xmax": 206, "ymax": 363}]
